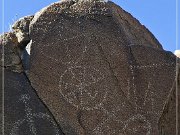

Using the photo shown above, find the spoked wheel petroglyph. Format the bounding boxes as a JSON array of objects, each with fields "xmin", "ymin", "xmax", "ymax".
[
  {"xmin": 10, "ymin": 94, "xmax": 60, "ymax": 135},
  {"xmin": 59, "ymin": 65, "xmax": 108, "ymax": 110}
]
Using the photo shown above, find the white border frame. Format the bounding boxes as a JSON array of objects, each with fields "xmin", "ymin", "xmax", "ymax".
[
  {"xmin": 1, "ymin": 0, "xmax": 5, "ymax": 134},
  {"xmin": 176, "ymin": 0, "xmax": 179, "ymax": 134}
]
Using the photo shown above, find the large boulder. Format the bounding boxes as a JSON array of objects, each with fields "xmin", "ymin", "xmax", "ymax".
[{"xmin": 27, "ymin": 0, "xmax": 178, "ymax": 135}]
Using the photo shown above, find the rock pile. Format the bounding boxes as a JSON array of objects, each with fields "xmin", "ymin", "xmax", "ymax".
[{"xmin": 1, "ymin": 0, "xmax": 179, "ymax": 135}]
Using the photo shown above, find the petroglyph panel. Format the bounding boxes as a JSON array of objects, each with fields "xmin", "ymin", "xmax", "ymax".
[
  {"xmin": 4, "ymin": 70, "xmax": 63, "ymax": 135},
  {"xmin": 28, "ymin": 1, "xmax": 177, "ymax": 134},
  {"xmin": 10, "ymin": 94, "xmax": 60, "ymax": 135}
]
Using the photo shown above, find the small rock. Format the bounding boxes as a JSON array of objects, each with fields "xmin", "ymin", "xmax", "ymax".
[
  {"xmin": 0, "ymin": 32, "xmax": 23, "ymax": 73},
  {"xmin": 12, "ymin": 15, "xmax": 34, "ymax": 48}
]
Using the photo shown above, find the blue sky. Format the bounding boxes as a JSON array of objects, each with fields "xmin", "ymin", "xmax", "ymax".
[{"xmin": 0, "ymin": 0, "xmax": 179, "ymax": 52}]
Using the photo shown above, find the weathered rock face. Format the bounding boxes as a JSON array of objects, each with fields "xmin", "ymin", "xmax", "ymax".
[
  {"xmin": 12, "ymin": 15, "xmax": 34, "ymax": 48},
  {"xmin": 26, "ymin": 0, "xmax": 178, "ymax": 135},
  {"xmin": 1, "ymin": 0, "xmax": 179, "ymax": 135},
  {"xmin": 0, "ymin": 7, "xmax": 64, "ymax": 135},
  {"xmin": 0, "ymin": 32, "xmax": 23, "ymax": 73},
  {"xmin": 1, "ymin": 68, "xmax": 64, "ymax": 135},
  {"xmin": 158, "ymin": 62, "xmax": 180, "ymax": 135}
]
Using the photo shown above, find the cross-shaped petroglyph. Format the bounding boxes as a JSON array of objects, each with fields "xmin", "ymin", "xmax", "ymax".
[{"xmin": 10, "ymin": 94, "xmax": 61, "ymax": 135}]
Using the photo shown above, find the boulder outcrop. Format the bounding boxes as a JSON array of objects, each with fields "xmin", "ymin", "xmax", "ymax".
[{"xmin": 1, "ymin": 0, "xmax": 179, "ymax": 135}]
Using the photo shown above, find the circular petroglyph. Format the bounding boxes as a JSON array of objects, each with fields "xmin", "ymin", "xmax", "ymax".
[
  {"xmin": 59, "ymin": 64, "xmax": 108, "ymax": 110},
  {"xmin": 122, "ymin": 114, "xmax": 152, "ymax": 135}
]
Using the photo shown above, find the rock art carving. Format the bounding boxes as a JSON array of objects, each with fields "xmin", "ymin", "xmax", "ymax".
[
  {"xmin": 59, "ymin": 64, "xmax": 107, "ymax": 110},
  {"xmin": 1, "ymin": 0, "xmax": 179, "ymax": 135},
  {"xmin": 10, "ymin": 94, "xmax": 60, "ymax": 135},
  {"xmin": 1, "ymin": 70, "xmax": 64, "ymax": 135}
]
